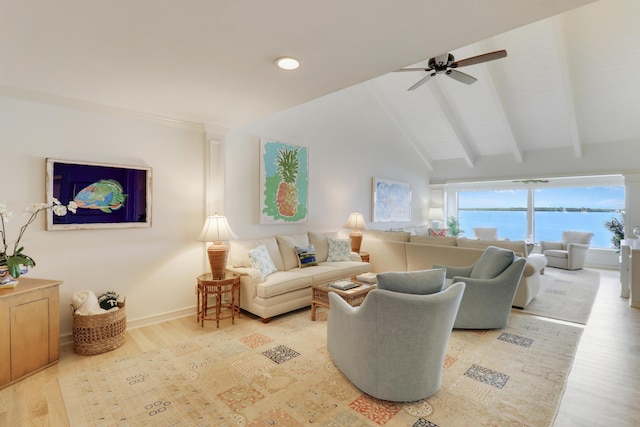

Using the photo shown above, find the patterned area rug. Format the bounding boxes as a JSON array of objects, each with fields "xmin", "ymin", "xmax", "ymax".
[
  {"xmin": 518, "ymin": 267, "xmax": 600, "ymax": 324},
  {"xmin": 59, "ymin": 309, "xmax": 582, "ymax": 426}
]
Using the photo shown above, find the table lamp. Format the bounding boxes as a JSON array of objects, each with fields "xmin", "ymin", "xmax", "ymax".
[
  {"xmin": 427, "ymin": 207, "xmax": 444, "ymax": 229},
  {"xmin": 344, "ymin": 211, "xmax": 367, "ymax": 253},
  {"xmin": 197, "ymin": 213, "xmax": 237, "ymax": 280}
]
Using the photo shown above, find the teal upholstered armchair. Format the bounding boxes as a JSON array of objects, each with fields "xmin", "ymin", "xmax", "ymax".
[
  {"xmin": 327, "ymin": 269, "xmax": 465, "ymax": 402},
  {"xmin": 434, "ymin": 246, "xmax": 526, "ymax": 329}
]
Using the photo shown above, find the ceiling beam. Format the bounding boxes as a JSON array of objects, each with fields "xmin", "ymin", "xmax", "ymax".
[
  {"xmin": 427, "ymin": 81, "xmax": 475, "ymax": 168},
  {"xmin": 552, "ymin": 16, "xmax": 582, "ymax": 158},
  {"xmin": 366, "ymin": 81, "xmax": 434, "ymax": 170},
  {"xmin": 477, "ymin": 43, "xmax": 524, "ymax": 163}
]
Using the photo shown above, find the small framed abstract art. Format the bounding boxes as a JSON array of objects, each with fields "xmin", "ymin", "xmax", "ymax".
[
  {"xmin": 45, "ymin": 158, "xmax": 152, "ymax": 230},
  {"xmin": 372, "ymin": 177, "xmax": 411, "ymax": 222},
  {"xmin": 260, "ymin": 139, "xmax": 309, "ymax": 224}
]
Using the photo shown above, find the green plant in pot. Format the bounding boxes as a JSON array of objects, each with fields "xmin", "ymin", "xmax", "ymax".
[
  {"xmin": 447, "ymin": 215, "xmax": 462, "ymax": 237},
  {"xmin": 604, "ymin": 212, "xmax": 624, "ymax": 251},
  {"xmin": 0, "ymin": 199, "xmax": 77, "ymax": 280}
]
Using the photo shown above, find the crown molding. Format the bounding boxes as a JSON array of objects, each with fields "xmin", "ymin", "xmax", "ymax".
[{"xmin": 0, "ymin": 85, "xmax": 206, "ymax": 132}]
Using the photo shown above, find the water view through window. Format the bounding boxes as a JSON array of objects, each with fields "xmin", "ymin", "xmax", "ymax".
[{"xmin": 457, "ymin": 186, "xmax": 624, "ymax": 249}]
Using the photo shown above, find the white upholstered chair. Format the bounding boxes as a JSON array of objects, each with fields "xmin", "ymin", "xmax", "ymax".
[
  {"xmin": 473, "ymin": 227, "xmax": 498, "ymax": 240},
  {"xmin": 540, "ymin": 231, "xmax": 594, "ymax": 270}
]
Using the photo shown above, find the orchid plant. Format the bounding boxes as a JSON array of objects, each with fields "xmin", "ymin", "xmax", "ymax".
[{"xmin": 0, "ymin": 198, "xmax": 77, "ymax": 278}]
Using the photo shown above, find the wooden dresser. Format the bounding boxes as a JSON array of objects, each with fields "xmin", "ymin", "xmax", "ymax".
[{"xmin": 0, "ymin": 277, "xmax": 62, "ymax": 389}]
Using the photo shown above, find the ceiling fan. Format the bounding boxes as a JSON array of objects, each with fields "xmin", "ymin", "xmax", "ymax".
[{"xmin": 396, "ymin": 49, "xmax": 507, "ymax": 91}]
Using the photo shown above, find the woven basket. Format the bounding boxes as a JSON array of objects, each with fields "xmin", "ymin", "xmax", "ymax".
[{"xmin": 71, "ymin": 299, "xmax": 126, "ymax": 356}]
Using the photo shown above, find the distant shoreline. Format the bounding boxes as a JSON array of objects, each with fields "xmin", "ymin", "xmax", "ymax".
[{"xmin": 459, "ymin": 207, "xmax": 619, "ymax": 213}]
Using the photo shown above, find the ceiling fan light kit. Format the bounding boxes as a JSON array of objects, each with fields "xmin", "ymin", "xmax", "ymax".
[{"xmin": 397, "ymin": 49, "xmax": 507, "ymax": 90}]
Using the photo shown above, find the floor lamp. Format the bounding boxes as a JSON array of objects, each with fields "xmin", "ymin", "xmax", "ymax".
[
  {"xmin": 344, "ymin": 211, "xmax": 367, "ymax": 253},
  {"xmin": 197, "ymin": 214, "xmax": 237, "ymax": 280}
]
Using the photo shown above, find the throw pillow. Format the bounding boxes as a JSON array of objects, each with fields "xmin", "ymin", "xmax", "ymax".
[
  {"xmin": 327, "ymin": 237, "xmax": 352, "ymax": 262},
  {"xmin": 276, "ymin": 233, "xmax": 311, "ymax": 270},
  {"xmin": 377, "ymin": 269, "xmax": 445, "ymax": 295},
  {"xmin": 470, "ymin": 246, "xmax": 515, "ymax": 279},
  {"xmin": 429, "ymin": 228, "xmax": 448, "ymax": 237},
  {"xmin": 308, "ymin": 231, "xmax": 339, "ymax": 262},
  {"xmin": 295, "ymin": 244, "xmax": 318, "ymax": 268},
  {"xmin": 248, "ymin": 244, "xmax": 277, "ymax": 279}
]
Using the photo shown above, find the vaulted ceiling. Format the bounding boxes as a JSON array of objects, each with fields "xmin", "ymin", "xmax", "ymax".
[
  {"xmin": 366, "ymin": 0, "xmax": 640, "ymax": 171},
  {"xmin": 4, "ymin": 0, "xmax": 637, "ymax": 176}
]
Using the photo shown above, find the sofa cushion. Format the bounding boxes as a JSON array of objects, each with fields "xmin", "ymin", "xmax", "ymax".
[
  {"xmin": 295, "ymin": 244, "xmax": 318, "ymax": 268},
  {"xmin": 377, "ymin": 269, "xmax": 445, "ymax": 295},
  {"xmin": 248, "ymin": 244, "xmax": 278, "ymax": 279},
  {"xmin": 308, "ymin": 231, "xmax": 339, "ymax": 263},
  {"xmin": 228, "ymin": 236, "xmax": 285, "ymax": 271},
  {"xmin": 403, "ymin": 225, "xmax": 430, "ymax": 235},
  {"xmin": 256, "ymin": 271, "xmax": 313, "ymax": 299},
  {"xmin": 277, "ymin": 233, "xmax": 311, "ymax": 270},
  {"xmin": 457, "ymin": 238, "xmax": 528, "ymax": 257},
  {"xmin": 362, "ymin": 230, "xmax": 411, "ymax": 242},
  {"xmin": 545, "ymin": 249, "xmax": 568, "ymax": 259},
  {"xmin": 289, "ymin": 264, "xmax": 343, "ymax": 283},
  {"xmin": 470, "ymin": 246, "xmax": 515, "ymax": 279},
  {"xmin": 327, "ymin": 237, "xmax": 352, "ymax": 261},
  {"xmin": 410, "ymin": 235, "xmax": 458, "ymax": 246},
  {"xmin": 317, "ymin": 260, "xmax": 372, "ymax": 278},
  {"xmin": 228, "ymin": 239, "xmax": 260, "ymax": 268}
]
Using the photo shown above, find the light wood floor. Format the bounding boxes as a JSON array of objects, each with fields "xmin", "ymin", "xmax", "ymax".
[{"xmin": 1, "ymin": 268, "xmax": 638, "ymax": 426}]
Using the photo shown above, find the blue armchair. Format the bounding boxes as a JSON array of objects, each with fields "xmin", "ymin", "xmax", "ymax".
[
  {"xmin": 434, "ymin": 246, "xmax": 526, "ymax": 329},
  {"xmin": 327, "ymin": 269, "xmax": 465, "ymax": 402}
]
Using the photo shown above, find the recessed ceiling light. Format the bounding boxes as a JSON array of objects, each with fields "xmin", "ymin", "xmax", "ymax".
[{"xmin": 275, "ymin": 56, "xmax": 300, "ymax": 70}]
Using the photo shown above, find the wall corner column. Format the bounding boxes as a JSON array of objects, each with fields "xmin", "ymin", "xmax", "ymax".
[{"xmin": 203, "ymin": 124, "xmax": 229, "ymax": 216}]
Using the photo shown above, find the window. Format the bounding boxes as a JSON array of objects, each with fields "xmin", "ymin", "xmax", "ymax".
[
  {"xmin": 446, "ymin": 176, "xmax": 624, "ymax": 249},
  {"xmin": 458, "ymin": 190, "xmax": 527, "ymax": 240},
  {"xmin": 534, "ymin": 187, "xmax": 624, "ymax": 248}
]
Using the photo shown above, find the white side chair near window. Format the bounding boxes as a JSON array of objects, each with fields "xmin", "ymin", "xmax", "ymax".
[
  {"xmin": 473, "ymin": 227, "xmax": 498, "ymax": 241},
  {"xmin": 540, "ymin": 230, "xmax": 594, "ymax": 270}
]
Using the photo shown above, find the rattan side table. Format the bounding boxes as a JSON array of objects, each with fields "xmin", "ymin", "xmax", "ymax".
[
  {"xmin": 310, "ymin": 280, "xmax": 376, "ymax": 321},
  {"xmin": 197, "ymin": 271, "xmax": 240, "ymax": 328}
]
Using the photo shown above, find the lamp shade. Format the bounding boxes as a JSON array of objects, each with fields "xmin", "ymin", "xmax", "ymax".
[
  {"xmin": 427, "ymin": 208, "xmax": 444, "ymax": 220},
  {"xmin": 197, "ymin": 214, "xmax": 236, "ymax": 280},
  {"xmin": 197, "ymin": 214, "xmax": 237, "ymax": 243},
  {"xmin": 344, "ymin": 212, "xmax": 367, "ymax": 231}
]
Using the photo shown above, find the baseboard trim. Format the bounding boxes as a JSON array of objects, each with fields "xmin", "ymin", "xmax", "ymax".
[{"xmin": 60, "ymin": 306, "xmax": 197, "ymax": 347}]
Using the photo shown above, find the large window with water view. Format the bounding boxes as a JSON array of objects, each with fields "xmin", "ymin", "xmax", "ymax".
[{"xmin": 456, "ymin": 184, "xmax": 624, "ymax": 249}]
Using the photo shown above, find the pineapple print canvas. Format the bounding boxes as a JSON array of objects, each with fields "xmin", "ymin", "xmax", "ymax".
[{"xmin": 260, "ymin": 139, "xmax": 309, "ymax": 223}]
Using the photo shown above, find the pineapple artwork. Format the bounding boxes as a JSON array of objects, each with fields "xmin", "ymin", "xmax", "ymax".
[
  {"xmin": 276, "ymin": 147, "xmax": 299, "ymax": 217},
  {"xmin": 260, "ymin": 139, "xmax": 308, "ymax": 223}
]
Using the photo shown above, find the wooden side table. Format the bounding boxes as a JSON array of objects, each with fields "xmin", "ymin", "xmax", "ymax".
[
  {"xmin": 359, "ymin": 251, "xmax": 370, "ymax": 262},
  {"xmin": 311, "ymin": 280, "xmax": 376, "ymax": 321},
  {"xmin": 197, "ymin": 272, "xmax": 241, "ymax": 328}
]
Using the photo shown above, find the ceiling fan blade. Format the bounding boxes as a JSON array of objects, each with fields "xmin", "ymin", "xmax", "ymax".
[
  {"xmin": 395, "ymin": 67, "xmax": 433, "ymax": 72},
  {"xmin": 446, "ymin": 69, "xmax": 477, "ymax": 84},
  {"xmin": 408, "ymin": 73, "xmax": 434, "ymax": 91},
  {"xmin": 450, "ymin": 50, "xmax": 507, "ymax": 68}
]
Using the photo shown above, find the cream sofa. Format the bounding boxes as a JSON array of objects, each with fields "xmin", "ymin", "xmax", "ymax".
[
  {"xmin": 360, "ymin": 230, "xmax": 545, "ymax": 308},
  {"xmin": 226, "ymin": 231, "xmax": 372, "ymax": 322}
]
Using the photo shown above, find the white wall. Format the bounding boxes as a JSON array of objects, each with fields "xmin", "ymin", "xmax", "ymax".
[
  {"xmin": 224, "ymin": 84, "xmax": 432, "ymax": 240},
  {"xmin": 0, "ymin": 95, "xmax": 206, "ymax": 337}
]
